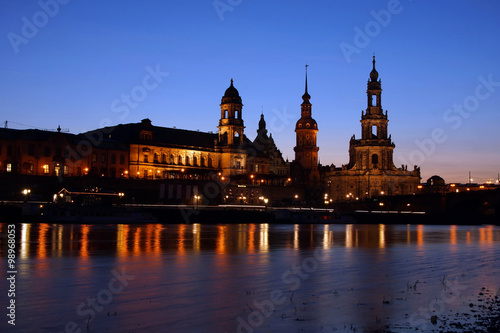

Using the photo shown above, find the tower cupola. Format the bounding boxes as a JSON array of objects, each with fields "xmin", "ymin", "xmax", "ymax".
[{"xmin": 221, "ymin": 79, "xmax": 242, "ymax": 104}]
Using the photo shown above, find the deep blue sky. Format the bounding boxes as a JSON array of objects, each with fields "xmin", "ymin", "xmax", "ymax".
[{"xmin": 1, "ymin": 0, "xmax": 499, "ymax": 183}]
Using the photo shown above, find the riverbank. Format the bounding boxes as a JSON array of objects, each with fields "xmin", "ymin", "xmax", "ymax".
[{"xmin": 2, "ymin": 202, "xmax": 498, "ymax": 225}]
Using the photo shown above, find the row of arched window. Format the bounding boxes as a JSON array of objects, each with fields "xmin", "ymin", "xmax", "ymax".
[{"xmin": 148, "ymin": 152, "xmax": 215, "ymax": 168}]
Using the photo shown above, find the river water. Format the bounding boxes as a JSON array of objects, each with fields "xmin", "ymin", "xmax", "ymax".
[{"xmin": 1, "ymin": 223, "xmax": 499, "ymax": 332}]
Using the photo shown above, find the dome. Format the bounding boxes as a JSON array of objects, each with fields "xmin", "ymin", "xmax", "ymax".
[
  {"xmin": 302, "ymin": 91, "xmax": 311, "ymax": 101},
  {"xmin": 427, "ymin": 175, "xmax": 445, "ymax": 186},
  {"xmin": 221, "ymin": 79, "xmax": 242, "ymax": 104},
  {"xmin": 370, "ymin": 68, "xmax": 379, "ymax": 82},
  {"xmin": 295, "ymin": 117, "xmax": 318, "ymax": 131},
  {"xmin": 370, "ymin": 56, "xmax": 379, "ymax": 82}
]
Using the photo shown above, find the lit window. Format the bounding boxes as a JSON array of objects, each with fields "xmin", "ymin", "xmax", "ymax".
[
  {"xmin": 6, "ymin": 163, "xmax": 12, "ymax": 172},
  {"xmin": 43, "ymin": 165, "xmax": 50, "ymax": 174}
]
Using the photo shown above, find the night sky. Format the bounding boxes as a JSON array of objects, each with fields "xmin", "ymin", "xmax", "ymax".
[{"xmin": 1, "ymin": 0, "xmax": 499, "ymax": 183}]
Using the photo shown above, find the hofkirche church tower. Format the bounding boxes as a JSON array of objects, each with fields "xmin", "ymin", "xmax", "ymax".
[
  {"xmin": 326, "ymin": 56, "xmax": 420, "ymax": 201},
  {"xmin": 292, "ymin": 66, "xmax": 320, "ymax": 183}
]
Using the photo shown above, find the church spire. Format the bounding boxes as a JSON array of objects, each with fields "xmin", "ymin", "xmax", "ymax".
[
  {"xmin": 370, "ymin": 54, "xmax": 379, "ymax": 82},
  {"xmin": 302, "ymin": 64, "xmax": 311, "ymax": 102}
]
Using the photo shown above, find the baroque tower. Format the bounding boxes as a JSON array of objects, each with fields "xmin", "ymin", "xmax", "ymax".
[
  {"xmin": 348, "ymin": 55, "xmax": 395, "ymax": 171},
  {"xmin": 216, "ymin": 79, "xmax": 246, "ymax": 176},
  {"xmin": 294, "ymin": 66, "xmax": 320, "ymax": 182},
  {"xmin": 218, "ymin": 79, "xmax": 244, "ymax": 146},
  {"xmin": 326, "ymin": 56, "xmax": 420, "ymax": 201}
]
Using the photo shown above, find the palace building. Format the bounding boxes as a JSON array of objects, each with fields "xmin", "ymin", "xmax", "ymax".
[
  {"xmin": 0, "ymin": 126, "xmax": 129, "ymax": 178},
  {"xmin": 83, "ymin": 79, "xmax": 287, "ymax": 182},
  {"xmin": 0, "ymin": 80, "xmax": 288, "ymax": 185},
  {"xmin": 326, "ymin": 56, "xmax": 420, "ymax": 201}
]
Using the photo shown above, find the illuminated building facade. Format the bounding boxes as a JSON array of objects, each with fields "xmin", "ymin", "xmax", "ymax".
[
  {"xmin": 0, "ymin": 80, "xmax": 288, "ymax": 184},
  {"xmin": 0, "ymin": 127, "xmax": 128, "ymax": 177},
  {"xmin": 81, "ymin": 80, "xmax": 288, "ymax": 181}
]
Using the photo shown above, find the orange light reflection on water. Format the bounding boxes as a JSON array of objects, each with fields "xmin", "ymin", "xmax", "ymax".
[
  {"xmin": 346, "ymin": 224, "xmax": 353, "ymax": 248},
  {"xmin": 216, "ymin": 225, "xmax": 226, "ymax": 255},
  {"xmin": 178, "ymin": 224, "xmax": 186, "ymax": 255},
  {"xmin": 37, "ymin": 224, "xmax": 49, "ymax": 258},
  {"xmin": 20, "ymin": 224, "xmax": 31, "ymax": 259},
  {"xmin": 378, "ymin": 224, "xmax": 386, "ymax": 248},
  {"xmin": 133, "ymin": 227, "xmax": 142, "ymax": 255},
  {"xmin": 145, "ymin": 224, "xmax": 153, "ymax": 253},
  {"xmin": 479, "ymin": 225, "xmax": 494, "ymax": 244},
  {"xmin": 416, "ymin": 225, "xmax": 424, "ymax": 246},
  {"xmin": 80, "ymin": 225, "xmax": 90, "ymax": 259},
  {"xmin": 117, "ymin": 224, "xmax": 130, "ymax": 257},
  {"xmin": 293, "ymin": 224, "xmax": 299, "ymax": 249},
  {"xmin": 450, "ymin": 225, "xmax": 457, "ymax": 245},
  {"xmin": 259, "ymin": 224, "xmax": 269, "ymax": 253},
  {"xmin": 154, "ymin": 224, "xmax": 164, "ymax": 255},
  {"xmin": 247, "ymin": 224, "xmax": 255, "ymax": 253}
]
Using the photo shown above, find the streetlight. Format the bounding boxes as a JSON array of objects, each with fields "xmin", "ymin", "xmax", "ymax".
[{"xmin": 22, "ymin": 188, "xmax": 31, "ymax": 202}]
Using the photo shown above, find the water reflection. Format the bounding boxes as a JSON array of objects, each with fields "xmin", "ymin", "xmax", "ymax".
[
  {"xmin": 20, "ymin": 223, "xmax": 31, "ymax": 259},
  {"xmin": 10, "ymin": 223, "xmax": 500, "ymax": 260},
  {"xmin": 80, "ymin": 224, "xmax": 89, "ymax": 259},
  {"xmin": 3, "ymin": 223, "xmax": 500, "ymax": 333}
]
